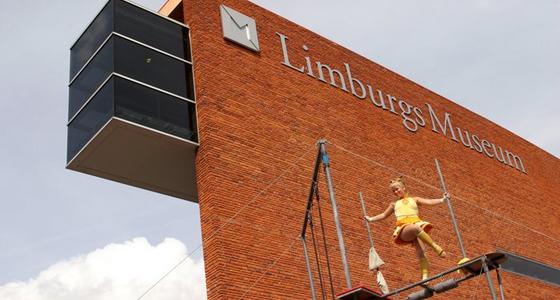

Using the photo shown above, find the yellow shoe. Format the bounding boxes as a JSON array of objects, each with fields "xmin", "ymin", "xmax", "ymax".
[
  {"xmin": 433, "ymin": 244, "xmax": 446, "ymax": 258},
  {"xmin": 457, "ymin": 257, "xmax": 471, "ymax": 275}
]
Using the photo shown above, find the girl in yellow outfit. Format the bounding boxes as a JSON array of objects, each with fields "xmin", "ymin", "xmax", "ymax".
[{"xmin": 365, "ymin": 177, "xmax": 447, "ymax": 280}]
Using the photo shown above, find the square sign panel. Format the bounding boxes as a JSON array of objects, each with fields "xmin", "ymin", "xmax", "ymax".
[{"xmin": 220, "ymin": 4, "xmax": 260, "ymax": 52}]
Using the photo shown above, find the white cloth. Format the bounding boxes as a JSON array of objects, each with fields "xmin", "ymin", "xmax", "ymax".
[
  {"xmin": 368, "ymin": 246, "xmax": 385, "ymax": 270},
  {"xmin": 377, "ymin": 270, "xmax": 390, "ymax": 294}
]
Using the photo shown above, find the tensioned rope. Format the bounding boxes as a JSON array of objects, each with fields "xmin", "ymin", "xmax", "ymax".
[
  {"xmin": 313, "ymin": 180, "xmax": 336, "ymax": 299},
  {"xmin": 331, "ymin": 143, "xmax": 560, "ymax": 245},
  {"xmin": 236, "ymin": 141, "xmax": 538, "ymax": 300},
  {"xmin": 469, "ymin": 267, "xmax": 484, "ymax": 300},
  {"xmin": 238, "ymin": 236, "xmax": 300, "ymax": 299},
  {"xmin": 137, "ymin": 140, "xmax": 558, "ymax": 299},
  {"xmin": 308, "ymin": 209, "xmax": 327, "ymax": 300},
  {"xmin": 136, "ymin": 143, "xmax": 317, "ymax": 300},
  {"xmin": 460, "ymin": 261, "xmax": 486, "ymax": 300},
  {"xmin": 240, "ymin": 154, "xmax": 338, "ymax": 300}
]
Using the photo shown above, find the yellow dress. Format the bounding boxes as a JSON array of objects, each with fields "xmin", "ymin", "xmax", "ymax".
[{"xmin": 392, "ymin": 197, "xmax": 433, "ymax": 244}]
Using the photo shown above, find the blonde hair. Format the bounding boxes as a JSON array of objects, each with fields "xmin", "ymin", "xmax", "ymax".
[{"xmin": 389, "ymin": 176, "xmax": 406, "ymax": 190}]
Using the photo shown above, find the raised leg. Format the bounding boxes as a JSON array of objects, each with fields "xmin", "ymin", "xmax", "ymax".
[
  {"xmin": 417, "ymin": 231, "xmax": 446, "ymax": 257},
  {"xmin": 400, "ymin": 224, "xmax": 446, "ymax": 257}
]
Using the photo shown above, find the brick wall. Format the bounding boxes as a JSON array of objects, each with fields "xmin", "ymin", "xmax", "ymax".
[{"xmin": 178, "ymin": 0, "xmax": 560, "ymax": 298}]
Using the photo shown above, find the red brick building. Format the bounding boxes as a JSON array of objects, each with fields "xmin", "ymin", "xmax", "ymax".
[{"xmin": 68, "ymin": 0, "xmax": 560, "ymax": 298}]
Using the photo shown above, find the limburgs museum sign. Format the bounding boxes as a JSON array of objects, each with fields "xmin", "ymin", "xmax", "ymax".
[{"xmin": 276, "ymin": 33, "xmax": 527, "ymax": 174}]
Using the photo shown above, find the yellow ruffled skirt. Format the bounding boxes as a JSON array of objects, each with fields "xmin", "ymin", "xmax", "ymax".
[{"xmin": 392, "ymin": 216, "xmax": 433, "ymax": 245}]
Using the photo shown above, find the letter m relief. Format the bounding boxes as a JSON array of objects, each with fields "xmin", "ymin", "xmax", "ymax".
[{"xmin": 426, "ymin": 103, "xmax": 458, "ymax": 141}]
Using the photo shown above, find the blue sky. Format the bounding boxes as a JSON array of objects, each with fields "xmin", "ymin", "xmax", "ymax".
[{"xmin": 0, "ymin": 0, "xmax": 558, "ymax": 299}]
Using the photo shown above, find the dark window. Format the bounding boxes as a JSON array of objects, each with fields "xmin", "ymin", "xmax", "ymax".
[
  {"xmin": 67, "ymin": 79, "xmax": 114, "ymax": 162},
  {"xmin": 498, "ymin": 250, "xmax": 560, "ymax": 286},
  {"xmin": 68, "ymin": 75, "xmax": 197, "ymax": 162},
  {"xmin": 70, "ymin": 0, "xmax": 191, "ymax": 82},
  {"xmin": 69, "ymin": 35, "xmax": 193, "ymax": 120},
  {"xmin": 70, "ymin": 1, "xmax": 114, "ymax": 80},
  {"xmin": 114, "ymin": 0, "xmax": 191, "ymax": 61},
  {"xmin": 69, "ymin": 38, "xmax": 114, "ymax": 119},
  {"xmin": 114, "ymin": 77, "xmax": 197, "ymax": 141},
  {"xmin": 113, "ymin": 36, "xmax": 193, "ymax": 100}
]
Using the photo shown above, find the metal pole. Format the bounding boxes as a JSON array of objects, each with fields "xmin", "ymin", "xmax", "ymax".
[
  {"xmin": 315, "ymin": 185, "xmax": 337, "ymax": 299},
  {"xmin": 435, "ymin": 159, "xmax": 467, "ymax": 259},
  {"xmin": 319, "ymin": 140, "xmax": 352, "ymax": 288},
  {"xmin": 309, "ymin": 213, "xmax": 327, "ymax": 300},
  {"xmin": 358, "ymin": 192, "xmax": 375, "ymax": 248},
  {"xmin": 359, "ymin": 192, "xmax": 389, "ymax": 295},
  {"xmin": 496, "ymin": 266, "xmax": 506, "ymax": 300},
  {"xmin": 301, "ymin": 236, "xmax": 318, "ymax": 300},
  {"xmin": 482, "ymin": 256, "xmax": 498, "ymax": 300},
  {"xmin": 383, "ymin": 256, "xmax": 485, "ymax": 297}
]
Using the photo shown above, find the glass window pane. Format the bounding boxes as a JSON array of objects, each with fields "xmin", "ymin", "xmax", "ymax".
[
  {"xmin": 69, "ymin": 38, "xmax": 114, "ymax": 119},
  {"xmin": 70, "ymin": 0, "xmax": 114, "ymax": 80},
  {"xmin": 114, "ymin": 77, "xmax": 196, "ymax": 141},
  {"xmin": 114, "ymin": 0, "xmax": 191, "ymax": 61},
  {"xmin": 67, "ymin": 79, "xmax": 115, "ymax": 162},
  {"xmin": 114, "ymin": 36, "xmax": 193, "ymax": 100}
]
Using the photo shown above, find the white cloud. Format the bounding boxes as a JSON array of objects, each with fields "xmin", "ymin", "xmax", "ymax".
[{"xmin": 0, "ymin": 238, "xmax": 206, "ymax": 300}]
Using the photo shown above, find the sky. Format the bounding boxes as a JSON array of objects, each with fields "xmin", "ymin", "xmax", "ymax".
[{"xmin": 0, "ymin": 0, "xmax": 558, "ymax": 299}]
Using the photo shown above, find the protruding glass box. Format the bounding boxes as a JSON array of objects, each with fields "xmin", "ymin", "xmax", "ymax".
[{"xmin": 67, "ymin": 0, "xmax": 198, "ymax": 202}]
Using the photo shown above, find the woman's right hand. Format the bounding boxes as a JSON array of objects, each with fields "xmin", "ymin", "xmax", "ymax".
[{"xmin": 364, "ymin": 216, "xmax": 373, "ymax": 222}]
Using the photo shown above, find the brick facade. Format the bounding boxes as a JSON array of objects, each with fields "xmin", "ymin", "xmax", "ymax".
[{"xmin": 166, "ymin": 0, "xmax": 559, "ymax": 298}]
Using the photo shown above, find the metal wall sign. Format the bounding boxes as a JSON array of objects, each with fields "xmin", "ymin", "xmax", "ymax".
[
  {"xmin": 275, "ymin": 32, "xmax": 527, "ymax": 174},
  {"xmin": 220, "ymin": 5, "xmax": 260, "ymax": 52}
]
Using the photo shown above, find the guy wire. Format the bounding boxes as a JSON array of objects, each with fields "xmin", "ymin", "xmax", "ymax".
[{"xmin": 136, "ymin": 142, "xmax": 316, "ymax": 300}]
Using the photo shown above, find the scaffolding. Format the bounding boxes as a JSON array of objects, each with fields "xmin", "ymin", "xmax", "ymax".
[{"xmin": 300, "ymin": 140, "xmax": 508, "ymax": 300}]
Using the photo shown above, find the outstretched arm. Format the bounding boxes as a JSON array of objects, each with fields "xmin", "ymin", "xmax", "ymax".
[
  {"xmin": 415, "ymin": 192, "xmax": 449, "ymax": 206},
  {"xmin": 365, "ymin": 202, "xmax": 395, "ymax": 222}
]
